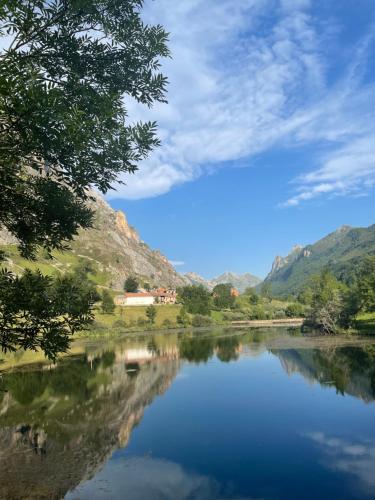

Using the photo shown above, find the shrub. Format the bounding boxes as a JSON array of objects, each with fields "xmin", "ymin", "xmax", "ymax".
[
  {"xmin": 113, "ymin": 319, "xmax": 127, "ymax": 328},
  {"xmin": 101, "ymin": 289, "xmax": 115, "ymax": 314},
  {"xmin": 247, "ymin": 305, "xmax": 267, "ymax": 320},
  {"xmin": 192, "ymin": 314, "xmax": 213, "ymax": 327},
  {"xmin": 285, "ymin": 303, "xmax": 305, "ymax": 318},
  {"xmin": 137, "ymin": 317, "xmax": 148, "ymax": 327},
  {"xmin": 176, "ymin": 307, "xmax": 190, "ymax": 327},
  {"xmin": 162, "ymin": 318, "xmax": 174, "ymax": 328},
  {"xmin": 222, "ymin": 311, "xmax": 246, "ymax": 321}
]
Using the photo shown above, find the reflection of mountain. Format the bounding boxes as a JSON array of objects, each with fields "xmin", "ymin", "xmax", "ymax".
[
  {"xmin": 0, "ymin": 350, "xmax": 180, "ymax": 499},
  {"xmin": 274, "ymin": 346, "xmax": 375, "ymax": 402}
]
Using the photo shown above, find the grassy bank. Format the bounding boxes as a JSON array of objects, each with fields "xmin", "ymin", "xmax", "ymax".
[
  {"xmin": 355, "ymin": 312, "xmax": 375, "ymax": 334},
  {"xmin": 92, "ymin": 304, "xmax": 183, "ymax": 331}
]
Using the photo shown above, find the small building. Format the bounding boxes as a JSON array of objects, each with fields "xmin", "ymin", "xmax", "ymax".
[
  {"xmin": 114, "ymin": 295, "xmax": 128, "ymax": 306},
  {"xmin": 153, "ymin": 288, "xmax": 177, "ymax": 304},
  {"xmin": 114, "ymin": 288, "xmax": 177, "ymax": 306},
  {"xmin": 115, "ymin": 292, "xmax": 155, "ymax": 306}
]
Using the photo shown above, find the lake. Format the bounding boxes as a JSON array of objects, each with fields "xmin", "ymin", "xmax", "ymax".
[{"xmin": 0, "ymin": 327, "xmax": 375, "ymax": 500}]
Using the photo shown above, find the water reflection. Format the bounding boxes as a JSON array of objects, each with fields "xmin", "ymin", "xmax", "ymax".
[
  {"xmin": 273, "ymin": 345, "xmax": 375, "ymax": 402},
  {"xmin": 304, "ymin": 432, "xmax": 375, "ymax": 494},
  {"xmin": 0, "ymin": 328, "xmax": 374, "ymax": 499}
]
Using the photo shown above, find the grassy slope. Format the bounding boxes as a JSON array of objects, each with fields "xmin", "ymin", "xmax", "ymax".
[{"xmin": 1, "ymin": 244, "xmax": 112, "ymax": 288}]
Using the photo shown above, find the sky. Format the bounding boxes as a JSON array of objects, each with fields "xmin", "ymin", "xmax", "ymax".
[{"xmin": 108, "ymin": 0, "xmax": 375, "ymax": 279}]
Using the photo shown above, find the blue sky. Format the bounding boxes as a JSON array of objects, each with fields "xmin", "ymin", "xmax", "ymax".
[{"xmin": 108, "ymin": 0, "xmax": 375, "ymax": 279}]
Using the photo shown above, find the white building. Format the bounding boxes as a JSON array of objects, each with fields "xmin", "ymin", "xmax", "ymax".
[{"xmin": 115, "ymin": 292, "xmax": 155, "ymax": 306}]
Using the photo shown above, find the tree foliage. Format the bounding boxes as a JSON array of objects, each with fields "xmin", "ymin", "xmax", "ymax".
[
  {"xmin": 145, "ymin": 304, "xmax": 157, "ymax": 324},
  {"xmin": 177, "ymin": 285, "xmax": 211, "ymax": 316},
  {"xmin": 101, "ymin": 289, "xmax": 115, "ymax": 314},
  {"xmin": 124, "ymin": 276, "xmax": 139, "ymax": 293},
  {"xmin": 244, "ymin": 286, "xmax": 260, "ymax": 305},
  {"xmin": 176, "ymin": 307, "xmax": 190, "ymax": 327},
  {"xmin": 0, "ymin": 0, "xmax": 169, "ymax": 257},
  {"xmin": 0, "ymin": 1, "xmax": 169, "ymax": 357},
  {"xmin": 260, "ymin": 282, "xmax": 272, "ymax": 302},
  {"xmin": 354, "ymin": 256, "xmax": 375, "ymax": 312},
  {"xmin": 304, "ymin": 270, "xmax": 348, "ymax": 334},
  {"xmin": 0, "ymin": 268, "xmax": 98, "ymax": 359},
  {"xmin": 212, "ymin": 283, "xmax": 235, "ymax": 309}
]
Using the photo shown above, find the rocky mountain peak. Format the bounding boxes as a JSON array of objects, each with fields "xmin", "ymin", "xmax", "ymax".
[{"xmin": 115, "ymin": 210, "xmax": 140, "ymax": 242}]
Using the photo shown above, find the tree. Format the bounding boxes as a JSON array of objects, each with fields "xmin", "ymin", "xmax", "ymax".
[
  {"xmin": 192, "ymin": 314, "xmax": 213, "ymax": 327},
  {"xmin": 146, "ymin": 305, "xmax": 157, "ymax": 325},
  {"xmin": 124, "ymin": 276, "xmax": 139, "ymax": 293},
  {"xmin": 176, "ymin": 307, "xmax": 190, "ymax": 327},
  {"xmin": 260, "ymin": 282, "xmax": 272, "ymax": 302},
  {"xmin": 245, "ymin": 287, "xmax": 260, "ymax": 305},
  {"xmin": 144, "ymin": 282, "xmax": 151, "ymax": 292},
  {"xmin": 305, "ymin": 270, "xmax": 348, "ymax": 334},
  {"xmin": 73, "ymin": 259, "xmax": 96, "ymax": 280},
  {"xmin": 285, "ymin": 303, "xmax": 305, "ymax": 318},
  {"xmin": 212, "ymin": 283, "xmax": 235, "ymax": 309},
  {"xmin": 177, "ymin": 285, "xmax": 211, "ymax": 315},
  {"xmin": 0, "ymin": 1, "xmax": 169, "ymax": 357},
  {"xmin": 101, "ymin": 290, "xmax": 115, "ymax": 314},
  {"xmin": 0, "ymin": 269, "xmax": 97, "ymax": 360},
  {"xmin": 354, "ymin": 256, "xmax": 375, "ymax": 312}
]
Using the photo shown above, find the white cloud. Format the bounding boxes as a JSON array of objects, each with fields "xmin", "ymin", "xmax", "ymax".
[
  {"xmin": 106, "ymin": 0, "xmax": 375, "ymax": 205},
  {"xmin": 66, "ymin": 456, "xmax": 254, "ymax": 500},
  {"xmin": 169, "ymin": 260, "xmax": 185, "ymax": 267},
  {"xmin": 304, "ymin": 431, "xmax": 375, "ymax": 493}
]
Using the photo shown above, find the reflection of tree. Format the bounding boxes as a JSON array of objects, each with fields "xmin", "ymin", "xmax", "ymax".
[
  {"xmin": 216, "ymin": 337, "xmax": 240, "ymax": 363},
  {"xmin": 275, "ymin": 345, "xmax": 375, "ymax": 401},
  {"xmin": 6, "ymin": 371, "xmax": 48, "ymax": 406},
  {"xmin": 180, "ymin": 337, "xmax": 215, "ymax": 363}
]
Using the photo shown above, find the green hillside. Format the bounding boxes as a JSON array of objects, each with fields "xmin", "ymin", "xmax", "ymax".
[{"xmin": 265, "ymin": 224, "xmax": 375, "ymax": 296}]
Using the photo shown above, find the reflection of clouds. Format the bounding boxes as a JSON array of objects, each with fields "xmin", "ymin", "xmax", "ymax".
[
  {"xmin": 304, "ymin": 431, "xmax": 375, "ymax": 492},
  {"xmin": 66, "ymin": 456, "xmax": 252, "ymax": 500}
]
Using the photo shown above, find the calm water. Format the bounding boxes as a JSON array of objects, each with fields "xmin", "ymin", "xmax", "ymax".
[{"xmin": 1, "ymin": 328, "xmax": 375, "ymax": 500}]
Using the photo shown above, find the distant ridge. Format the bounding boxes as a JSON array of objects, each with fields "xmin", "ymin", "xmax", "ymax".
[{"xmin": 184, "ymin": 271, "xmax": 261, "ymax": 292}]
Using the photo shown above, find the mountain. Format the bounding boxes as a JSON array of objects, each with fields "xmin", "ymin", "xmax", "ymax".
[
  {"xmin": 183, "ymin": 271, "xmax": 262, "ymax": 292},
  {"xmin": 211, "ymin": 272, "xmax": 262, "ymax": 292},
  {"xmin": 0, "ymin": 193, "xmax": 186, "ymax": 290},
  {"xmin": 265, "ymin": 224, "xmax": 375, "ymax": 296},
  {"xmin": 183, "ymin": 272, "xmax": 213, "ymax": 289}
]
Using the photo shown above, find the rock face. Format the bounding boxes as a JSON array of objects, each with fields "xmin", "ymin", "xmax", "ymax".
[
  {"xmin": 0, "ymin": 192, "xmax": 186, "ymax": 290},
  {"xmin": 265, "ymin": 224, "xmax": 375, "ymax": 296},
  {"xmin": 268, "ymin": 245, "xmax": 303, "ymax": 278}
]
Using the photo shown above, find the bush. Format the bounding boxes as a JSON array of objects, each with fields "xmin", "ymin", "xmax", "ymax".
[
  {"xmin": 273, "ymin": 309, "xmax": 286, "ymax": 319},
  {"xmin": 177, "ymin": 307, "xmax": 190, "ymax": 327},
  {"xmin": 285, "ymin": 303, "xmax": 305, "ymax": 318},
  {"xmin": 192, "ymin": 314, "xmax": 213, "ymax": 327},
  {"xmin": 247, "ymin": 305, "xmax": 267, "ymax": 320},
  {"xmin": 137, "ymin": 317, "xmax": 148, "ymax": 327},
  {"xmin": 222, "ymin": 311, "xmax": 246, "ymax": 321},
  {"xmin": 113, "ymin": 319, "xmax": 127, "ymax": 328},
  {"xmin": 162, "ymin": 318, "xmax": 174, "ymax": 328},
  {"xmin": 101, "ymin": 289, "xmax": 115, "ymax": 314}
]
